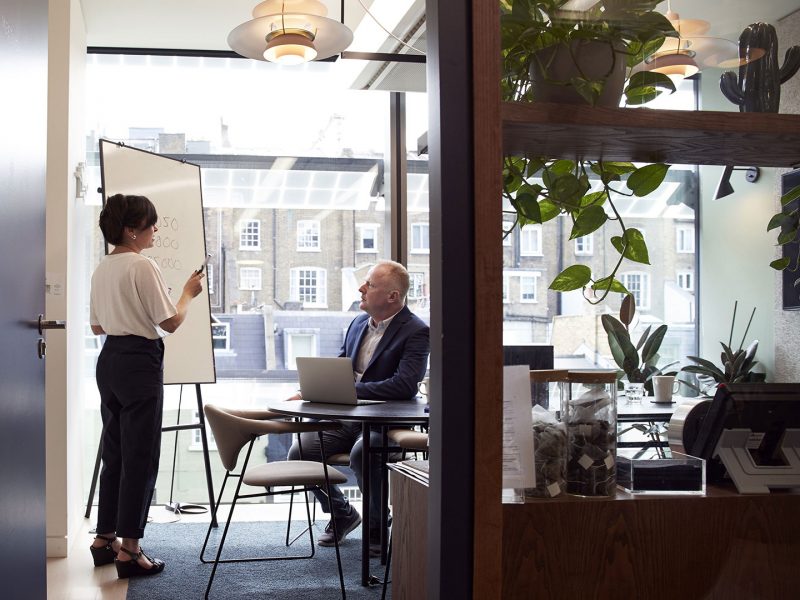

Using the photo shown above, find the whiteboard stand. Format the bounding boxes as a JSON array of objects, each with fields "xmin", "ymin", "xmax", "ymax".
[{"xmin": 84, "ymin": 384, "xmax": 218, "ymax": 528}]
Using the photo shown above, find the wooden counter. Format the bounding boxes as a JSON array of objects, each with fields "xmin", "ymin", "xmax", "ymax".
[{"xmin": 502, "ymin": 487, "xmax": 800, "ymax": 599}]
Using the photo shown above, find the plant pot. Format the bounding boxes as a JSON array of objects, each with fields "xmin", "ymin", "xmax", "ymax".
[{"xmin": 529, "ymin": 39, "xmax": 626, "ymax": 107}]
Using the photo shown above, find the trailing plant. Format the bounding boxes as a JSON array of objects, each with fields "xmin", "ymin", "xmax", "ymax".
[
  {"xmin": 501, "ymin": 0, "xmax": 678, "ymax": 106},
  {"xmin": 601, "ymin": 294, "xmax": 677, "ymax": 385},
  {"xmin": 768, "ymin": 183, "xmax": 800, "ymax": 292},
  {"xmin": 501, "ymin": 0, "xmax": 676, "ymax": 302},
  {"xmin": 502, "ymin": 156, "xmax": 670, "ymax": 302},
  {"xmin": 681, "ymin": 301, "xmax": 761, "ymax": 395}
]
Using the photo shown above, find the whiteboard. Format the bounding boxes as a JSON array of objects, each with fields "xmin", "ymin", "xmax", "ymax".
[{"xmin": 99, "ymin": 140, "xmax": 216, "ymax": 385}]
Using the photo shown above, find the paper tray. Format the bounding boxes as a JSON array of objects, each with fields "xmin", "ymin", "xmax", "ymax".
[{"xmin": 617, "ymin": 452, "xmax": 706, "ymax": 494}]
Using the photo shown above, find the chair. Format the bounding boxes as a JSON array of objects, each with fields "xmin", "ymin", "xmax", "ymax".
[
  {"xmin": 386, "ymin": 428, "xmax": 429, "ymax": 457},
  {"xmin": 200, "ymin": 405, "xmax": 349, "ymax": 599},
  {"xmin": 285, "ymin": 452, "xmax": 350, "ymax": 546}
]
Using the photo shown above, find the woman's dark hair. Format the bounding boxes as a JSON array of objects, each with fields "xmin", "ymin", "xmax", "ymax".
[{"xmin": 98, "ymin": 194, "xmax": 158, "ymax": 245}]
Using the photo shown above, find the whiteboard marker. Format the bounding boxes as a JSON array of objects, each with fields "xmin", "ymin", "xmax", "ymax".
[{"xmin": 196, "ymin": 253, "xmax": 211, "ymax": 274}]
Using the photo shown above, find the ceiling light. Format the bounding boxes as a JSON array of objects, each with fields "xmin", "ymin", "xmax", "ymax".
[
  {"xmin": 644, "ymin": 4, "xmax": 764, "ymax": 82},
  {"xmin": 646, "ymin": 51, "xmax": 699, "ymax": 83},
  {"xmin": 228, "ymin": 0, "xmax": 353, "ymax": 65}
]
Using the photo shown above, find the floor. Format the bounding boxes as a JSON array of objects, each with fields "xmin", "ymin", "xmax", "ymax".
[{"xmin": 46, "ymin": 501, "xmax": 345, "ymax": 600}]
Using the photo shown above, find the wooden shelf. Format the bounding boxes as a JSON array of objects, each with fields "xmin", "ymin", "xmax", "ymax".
[{"xmin": 503, "ymin": 101, "xmax": 800, "ymax": 167}]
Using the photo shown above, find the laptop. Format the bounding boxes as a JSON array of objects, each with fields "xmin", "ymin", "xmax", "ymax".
[{"xmin": 296, "ymin": 357, "xmax": 385, "ymax": 405}]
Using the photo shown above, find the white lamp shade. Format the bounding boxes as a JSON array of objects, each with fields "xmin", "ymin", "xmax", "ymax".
[
  {"xmin": 647, "ymin": 53, "xmax": 700, "ymax": 83},
  {"xmin": 252, "ymin": 0, "xmax": 328, "ymax": 19},
  {"xmin": 228, "ymin": 7, "xmax": 352, "ymax": 62},
  {"xmin": 263, "ymin": 32, "xmax": 318, "ymax": 64}
]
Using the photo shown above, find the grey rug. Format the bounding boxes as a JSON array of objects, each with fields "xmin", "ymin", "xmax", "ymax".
[{"xmin": 126, "ymin": 519, "xmax": 390, "ymax": 599}]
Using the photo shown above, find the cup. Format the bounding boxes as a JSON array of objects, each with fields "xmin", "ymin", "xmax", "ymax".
[
  {"xmin": 418, "ymin": 377, "xmax": 430, "ymax": 399},
  {"xmin": 653, "ymin": 375, "xmax": 680, "ymax": 403},
  {"xmin": 624, "ymin": 381, "xmax": 644, "ymax": 404}
]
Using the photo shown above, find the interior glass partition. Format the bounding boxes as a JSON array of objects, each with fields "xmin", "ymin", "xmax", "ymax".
[{"xmin": 82, "ymin": 53, "xmax": 423, "ymax": 504}]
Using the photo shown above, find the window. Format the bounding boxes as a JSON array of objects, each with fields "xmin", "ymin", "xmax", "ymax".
[
  {"xmin": 519, "ymin": 274, "xmax": 539, "ymax": 303},
  {"xmin": 520, "ymin": 225, "xmax": 542, "ymax": 256},
  {"xmin": 408, "ymin": 272, "xmax": 425, "ymax": 300},
  {"xmin": 502, "ymin": 223, "xmax": 513, "ymax": 246},
  {"xmin": 575, "ymin": 234, "xmax": 593, "ymax": 255},
  {"xmin": 677, "ymin": 271, "xmax": 694, "ymax": 291},
  {"xmin": 239, "ymin": 267, "xmax": 262, "ymax": 290},
  {"xmin": 211, "ymin": 322, "xmax": 230, "ymax": 351},
  {"xmin": 191, "ymin": 410, "xmax": 216, "ymax": 450},
  {"xmin": 502, "ymin": 274, "xmax": 510, "ymax": 303},
  {"xmin": 207, "ymin": 264, "xmax": 215, "ymax": 295},
  {"xmin": 357, "ymin": 223, "xmax": 379, "ymax": 252},
  {"xmin": 620, "ymin": 272, "xmax": 650, "ymax": 309},
  {"xmin": 411, "ymin": 223, "xmax": 430, "ymax": 253},
  {"xmin": 297, "ymin": 220, "xmax": 320, "ymax": 251},
  {"xmin": 676, "ymin": 225, "xmax": 695, "ymax": 253},
  {"xmin": 239, "ymin": 220, "xmax": 261, "ymax": 250},
  {"xmin": 284, "ymin": 329, "xmax": 319, "ymax": 370},
  {"xmin": 290, "ymin": 267, "xmax": 327, "ymax": 308}
]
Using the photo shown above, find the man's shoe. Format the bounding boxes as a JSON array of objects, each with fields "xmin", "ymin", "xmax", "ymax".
[{"xmin": 317, "ymin": 509, "xmax": 362, "ymax": 547}]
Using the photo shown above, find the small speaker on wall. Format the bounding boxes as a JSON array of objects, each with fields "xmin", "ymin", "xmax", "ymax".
[{"xmin": 781, "ymin": 168, "xmax": 800, "ymax": 310}]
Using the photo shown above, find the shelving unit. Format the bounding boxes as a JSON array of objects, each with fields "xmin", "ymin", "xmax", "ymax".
[{"xmin": 503, "ymin": 101, "xmax": 800, "ymax": 167}]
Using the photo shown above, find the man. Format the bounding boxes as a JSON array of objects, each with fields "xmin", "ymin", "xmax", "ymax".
[{"xmin": 287, "ymin": 260, "xmax": 430, "ymax": 551}]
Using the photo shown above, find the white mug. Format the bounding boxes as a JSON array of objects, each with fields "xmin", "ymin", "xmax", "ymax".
[
  {"xmin": 653, "ymin": 375, "xmax": 680, "ymax": 403},
  {"xmin": 418, "ymin": 377, "xmax": 430, "ymax": 398}
]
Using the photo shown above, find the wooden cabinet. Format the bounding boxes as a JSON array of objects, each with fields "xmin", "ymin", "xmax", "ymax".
[{"xmin": 502, "ymin": 488, "xmax": 800, "ymax": 599}]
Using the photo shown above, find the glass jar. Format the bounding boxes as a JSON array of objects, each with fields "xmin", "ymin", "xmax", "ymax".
[
  {"xmin": 526, "ymin": 370, "xmax": 569, "ymax": 499},
  {"xmin": 565, "ymin": 370, "xmax": 618, "ymax": 497}
]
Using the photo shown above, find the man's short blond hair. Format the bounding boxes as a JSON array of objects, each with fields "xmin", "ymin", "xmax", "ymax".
[{"xmin": 374, "ymin": 260, "xmax": 410, "ymax": 301}]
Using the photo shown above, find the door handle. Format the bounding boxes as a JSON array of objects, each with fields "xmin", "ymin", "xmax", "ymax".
[
  {"xmin": 37, "ymin": 338, "xmax": 46, "ymax": 360},
  {"xmin": 38, "ymin": 314, "xmax": 66, "ymax": 335}
]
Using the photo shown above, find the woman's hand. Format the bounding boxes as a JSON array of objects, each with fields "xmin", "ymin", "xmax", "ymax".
[{"xmin": 183, "ymin": 271, "xmax": 204, "ymax": 298}]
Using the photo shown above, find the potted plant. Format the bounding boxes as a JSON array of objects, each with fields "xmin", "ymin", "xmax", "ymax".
[
  {"xmin": 501, "ymin": 0, "xmax": 679, "ymax": 302},
  {"xmin": 681, "ymin": 301, "xmax": 762, "ymax": 396},
  {"xmin": 601, "ymin": 294, "xmax": 678, "ymax": 400},
  {"xmin": 501, "ymin": 0, "xmax": 678, "ymax": 107}
]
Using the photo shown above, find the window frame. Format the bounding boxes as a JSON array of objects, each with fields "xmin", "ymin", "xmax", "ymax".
[
  {"xmin": 620, "ymin": 271, "xmax": 651, "ymax": 310},
  {"xmin": 677, "ymin": 270, "xmax": 694, "ymax": 292},
  {"xmin": 239, "ymin": 219, "xmax": 261, "ymax": 251},
  {"xmin": 290, "ymin": 266, "xmax": 328, "ymax": 308},
  {"xmin": 676, "ymin": 224, "xmax": 695, "ymax": 253},
  {"xmin": 410, "ymin": 222, "xmax": 430, "ymax": 254},
  {"xmin": 238, "ymin": 266, "xmax": 262, "ymax": 291},
  {"xmin": 296, "ymin": 219, "xmax": 321, "ymax": 252},
  {"xmin": 519, "ymin": 225, "xmax": 543, "ymax": 257},
  {"xmin": 574, "ymin": 234, "xmax": 594, "ymax": 256},
  {"xmin": 357, "ymin": 223, "xmax": 380, "ymax": 253}
]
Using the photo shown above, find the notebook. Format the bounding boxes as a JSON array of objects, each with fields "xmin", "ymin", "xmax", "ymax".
[{"xmin": 296, "ymin": 357, "xmax": 385, "ymax": 405}]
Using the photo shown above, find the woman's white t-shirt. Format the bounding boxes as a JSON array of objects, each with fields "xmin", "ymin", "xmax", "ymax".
[{"xmin": 90, "ymin": 253, "xmax": 177, "ymax": 339}]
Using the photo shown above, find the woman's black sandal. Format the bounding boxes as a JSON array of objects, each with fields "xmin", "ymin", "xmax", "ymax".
[
  {"xmin": 89, "ymin": 535, "xmax": 117, "ymax": 567},
  {"xmin": 115, "ymin": 546, "xmax": 166, "ymax": 578}
]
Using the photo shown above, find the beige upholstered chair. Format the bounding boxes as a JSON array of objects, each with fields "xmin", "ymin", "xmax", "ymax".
[
  {"xmin": 386, "ymin": 429, "xmax": 429, "ymax": 456},
  {"xmin": 200, "ymin": 405, "xmax": 349, "ymax": 599}
]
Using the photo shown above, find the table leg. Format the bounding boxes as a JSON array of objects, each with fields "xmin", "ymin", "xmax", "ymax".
[{"xmin": 361, "ymin": 420, "xmax": 370, "ymax": 587}]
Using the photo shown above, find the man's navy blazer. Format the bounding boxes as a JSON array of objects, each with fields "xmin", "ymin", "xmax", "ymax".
[{"xmin": 340, "ymin": 305, "xmax": 430, "ymax": 400}]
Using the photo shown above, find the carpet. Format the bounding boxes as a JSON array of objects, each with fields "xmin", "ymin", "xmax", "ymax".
[{"xmin": 126, "ymin": 519, "xmax": 390, "ymax": 599}]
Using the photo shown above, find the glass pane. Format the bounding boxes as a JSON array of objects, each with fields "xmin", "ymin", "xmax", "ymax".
[{"xmin": 83, "ymin": 54, "xmax": 394, "ymax": 504}]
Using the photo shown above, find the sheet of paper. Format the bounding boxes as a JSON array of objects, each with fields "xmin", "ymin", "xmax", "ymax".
[{"xmin": 502, "ymin": 365, "xmax": 536, "ymax": 489}]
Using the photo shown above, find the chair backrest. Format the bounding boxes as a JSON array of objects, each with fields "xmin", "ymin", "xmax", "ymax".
[{"xmin": 204, "ymin": 405, "xmax": 266, "ymax": 471}]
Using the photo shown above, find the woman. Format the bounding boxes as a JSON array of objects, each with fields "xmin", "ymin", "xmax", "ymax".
[{"xmin": 88, "ymin": 193, "xmax": 204, "ymax": 578}]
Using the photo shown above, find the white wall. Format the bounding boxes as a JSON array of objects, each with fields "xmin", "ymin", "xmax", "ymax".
[
  {"xmin": 698, "ymin": 65, "xmax": 776, "ymax": 378},
  {"xmin": 45, "ymin": 0, "xmax": 87, "ymax": 557}
]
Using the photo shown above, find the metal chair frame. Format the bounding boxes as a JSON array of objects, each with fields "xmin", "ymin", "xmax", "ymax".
[{"xmin": 200, "ymin": 412, "xmax": 346, "ymax": 599}]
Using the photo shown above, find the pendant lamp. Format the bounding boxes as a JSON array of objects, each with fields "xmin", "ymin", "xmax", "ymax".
[{"xmin": 228, "ymin": 0, "xmax": 353, "ymax": 65}]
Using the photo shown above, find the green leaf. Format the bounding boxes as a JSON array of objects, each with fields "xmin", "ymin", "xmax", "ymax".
[
  {"xmin": 778, "ymin": 227, "xmax": 798, "ymax": 246},
  {"xmin": 625, "ymin": 86, "xmax": 661, "ymax": 106},
  {"xmin": 620, "ymin": 294, "xmax": 635, "ymax": 326},
  {"xmin": 526, "ymin": 158, "xmax": 545, "ymax": 178},
  {"xmin": 781, "ymin": 184, "xmax": 800, "ymax": 207},
  {"xmin": 627, "ymin": 70, "xmax": 676, "ymax": 94},
  {"xmin": 626, "ymin": 163, "xmax": 670, "ymax": 197},
  {"xmin": 611, "ymin": 228, "xmax": 650, "ymax": 264},
  {"xmin": 685, "ymin": 356, "xmax": 726, "ymax": 381},
  {"xmin": 580, "ymin": 190, "xmax": 608, "ymax": 207},
  {"xmin": 641, "ymin": 324, "xmax": 667, "ymax": 364},
  {"xmin": 569, "ymin": 77, "xmax": 603, "ymax": 106},
  {"xmin": 771, "ymin": 257, "xmax": 791, "ymax": 270},
  {"xmin": 635, "ymin": 325, "xmax": 652, "ymax": 351},
  {"xmin": 513, "ymin": 185, "xmax": 543, "ymax": 223},
  {"xmin": 538, "ymin": 199, "xmax": 561, "ymax": 223},
  {"xmin": 767, "ymin": 212, "xmax": 787, "ymax": 231},
  {"xmin": 549, "ymin": 174, "xmax": 586, "ymax": 209},
  {"xmin": 549, "ymin": 264, "xmax": 592, "ymax": 291},
  {"xmin": 601, "ymin": 314, "xmax": 639, "ymax": 374},
  {"xmin": 569, "ymin": 205, "xmax": 608, "ymax": 239},
  {"xmin": 591, "ymin": 276, "xmax": 629, "ymax": 295}
]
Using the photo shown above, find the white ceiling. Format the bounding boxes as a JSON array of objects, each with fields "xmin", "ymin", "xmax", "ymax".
[{"xmin": 79, "ymin": 0, "xmax": 800, "ymax": 50}]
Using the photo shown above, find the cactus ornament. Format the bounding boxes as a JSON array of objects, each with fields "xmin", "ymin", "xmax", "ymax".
[{"xmin": 720, "ymin": 22, "xmax": 800, "ymax": 113}]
